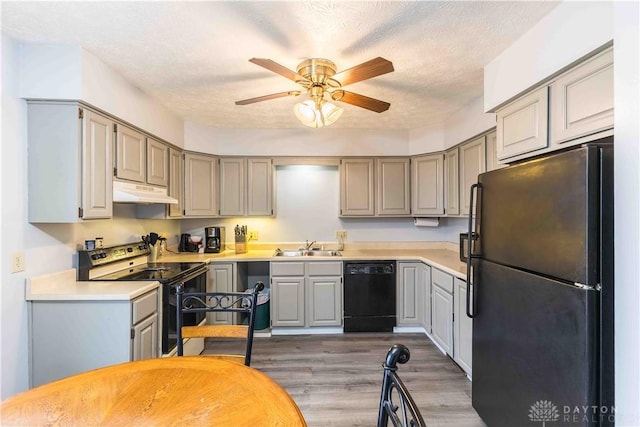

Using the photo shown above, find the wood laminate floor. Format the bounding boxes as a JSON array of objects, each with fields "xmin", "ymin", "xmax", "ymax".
[{"xmin": 204, "ymin": 333, "xmax": 487, "ymax": 427}]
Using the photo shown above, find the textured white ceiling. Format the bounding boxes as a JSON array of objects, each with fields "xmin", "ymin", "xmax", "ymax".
[{"xmin": 1, "ymin": 1, "xmax": 559, "ymax": 129}]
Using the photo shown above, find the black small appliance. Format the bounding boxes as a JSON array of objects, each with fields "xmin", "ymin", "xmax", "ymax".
[
  {"xmin": 178, "ymin": 233, "xmax": 199, "ymax": 252},
  {"xmin": 205, "ymin": 226, "xmax": 225, "ymax": 253}
]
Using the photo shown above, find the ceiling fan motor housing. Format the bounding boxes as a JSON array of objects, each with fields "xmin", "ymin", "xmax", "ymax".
[{"xmin": 296, "ymin": 58, "xmax": 337, "ymax": 85}]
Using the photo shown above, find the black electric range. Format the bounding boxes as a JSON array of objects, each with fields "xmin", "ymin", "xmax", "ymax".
[{"xmin": 78, "ymin": 242, "xmax": 208, "ymax": 354}]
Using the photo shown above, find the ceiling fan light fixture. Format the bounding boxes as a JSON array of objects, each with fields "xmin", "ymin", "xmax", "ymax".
[{"xmin": 293, "ymin": 99, "xmax": 343, "ymax": 128}]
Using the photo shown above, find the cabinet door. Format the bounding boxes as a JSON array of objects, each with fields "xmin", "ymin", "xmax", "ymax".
[
  {"xmin": 496, "ymin": 86, "xmax": 549, "ymax": 160},
  {"xmin": 397, "ymin": 262, "xmax": 422, "ymax": 326},
  {"xmin": 219, "ymin": 158, "xmax": 245, "ymax": 216},
  {"xmin": 485, "ymin": 130, "xmax": 506, "ymax": 172},
  {"xmin": 271, "ymin": 277, "xmax": 305, "ymax": 327},
  {"xmin": 420, "ymin": 263, "xmax": 432, "ymax": 333},
  {"xmin": 132, "ymin": 313, "xmax": 158, "ymax": 361},
  {"xmin": 146, "ymin": 138, "xmax": 168, "ymax": 187},
  {"xmin": 184, "ymin": 152, "xmax": 218, "ymax": 217},
  {"xmin": 168, "ymin": 148, "xmax": 183, "ymax": 218},
  {"xmin": 411, "ymin": 154, "xmax": 444, "ymax": 216},
  {"xmin": 115, "ymin": 124, "xmax": 146, "ymax": 183},
  {"xmin": 307, "ymin": 276, "xmax": 342, "ymax": 326},
  {"xmin": 551, "ymin": 48, "xmax": 613, "ymax": 144},
  {"xmin": 208, "ymin": 263, "xmax": 235, "ymax": 325},
  {"xmin": 445, "ymin": 148, "xmax": 459, "ymax": 215},
  {"xmin": 376, "ymin": 158, "xmax": 411, "ymax": 216},
  {"xmin": 82, "ymin": 109, "xmax": 113, "ymax": 219},
  {"xmin": 459, "ymin": 136, "xmax": 486, "ymax": 216},
  {"xmin": 340, "ymin": 158, "xmax": 375, "ymax": 216},
  {"xmin": 431, "ymin": 284, "xmax": 453, "ymax": 355},
  {"xmin": 453, "ymin": 278, "xmax": 472, "ymax": 376},
  {"xmin": 247, "ymin": 158, "xmax": 273, "ymax": 216}
]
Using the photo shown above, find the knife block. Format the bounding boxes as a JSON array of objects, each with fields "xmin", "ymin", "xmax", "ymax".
[{"xmin": 234, "ymin": 235, "xmax": 247, "ymax": 254}]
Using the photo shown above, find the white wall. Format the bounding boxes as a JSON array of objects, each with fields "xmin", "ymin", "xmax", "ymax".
[
  {"xmin": 442, "ymin": 95, "xmax": 496, "ymax": 150},
  {"xmin": 182, "ymin": 166, "xmax": 467, "ymax": 245},
  {"xmin": 484, "ymin": 1, "xmax": 614, "ymax": 111},
  {"xmin": 18, "ymin": 44, "xmax": 184, "ymax": 146},
  {"xmin": 185, "ymin": 122, "xmax": 411, "ymax": 156},
  {"xmin": 0, "ymin": 34, "xmax": 181, "ymax": 399},
  {"xmin": 613, "ymin": 2, "xmax": 640, "ymax": 425},
  {"xmin": 485, "ymin": 2, "xmax": 639, "ymax": 424}
]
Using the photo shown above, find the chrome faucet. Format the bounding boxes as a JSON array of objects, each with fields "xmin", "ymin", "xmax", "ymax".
[{"xmin": 304, "ymin": 240, "xmax": 317, "ymax": 250}]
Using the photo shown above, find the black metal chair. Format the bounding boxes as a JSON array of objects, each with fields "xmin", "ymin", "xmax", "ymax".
[
  {"xmin": 176, "ymin": 281, "xmax": 264, "ymax": 366},
  {"xmin": 378, "ymin": 344, "xmax": 427, "ymax": 427}
]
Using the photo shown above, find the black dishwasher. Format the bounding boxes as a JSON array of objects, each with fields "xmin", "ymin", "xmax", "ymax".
[{"xmin": 343, "ymin": 261, "xmax": 396, "ymax": 332}]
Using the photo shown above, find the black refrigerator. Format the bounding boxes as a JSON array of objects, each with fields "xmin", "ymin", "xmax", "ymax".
[{"xmin": 467, "ymin": 138, "xmax": 614, "ymax": 427}]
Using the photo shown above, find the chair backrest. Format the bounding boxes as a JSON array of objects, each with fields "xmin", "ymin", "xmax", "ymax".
[
  {"xmin": 377, "ymin": 344, "xmax": 426, "ymax": 427},
  {"xmin": 176, "ymin": 281, "xmax": 265, "ymax": 365}
]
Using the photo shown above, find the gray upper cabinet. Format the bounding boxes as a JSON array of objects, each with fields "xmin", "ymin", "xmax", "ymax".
[
  {"xmin": 168, "ymin": 148, "xmax": 183, "ymax": 218},
  {"xmin": 340, "ymin": 157, "xmax": 411, "ymax": 217},
  {"xmin": 247, "ymin": 158, "xmax": 274, "ymax": 216},
  {"xmin": 411, "ymin": 154, "xmax": 444, "ymax": 216},
  {"xmin": 485, "ymin": 130, "xmax": 505, "ymax": 172},
  {"xmin": 445, "ymin": 148, "xmax": 459, "ymax": 215},
  {"xmin": 219, "ymin": 157, "xmax": 273, "ymax": 217},
  {"xmin": 496, "ymin": 86, "xmax": 549, "ymax": 160},
  {"xmin": 340, "ymin": 158, "xmax": 375, "ymax": 216},
  {"xmin": 27, "ymin": 102, "xmax": 113, "ymax": 222},
  {"xmin": 115, "ymin": 123, "xmax": 146, "ymax": 183},
  {"xmin": 184, "ymin": 152, "xmax": 218, "ymax": 217},
  {"xmin": 146, "ymin": 137, "xmax": 169, "ymax": 187},
  {"xmin": 551, "ymin": 48, "xmax": 613, "ymax": 144},
  {"xmin": 376, "ymin": 158, "xmax": 411, "ymax": 216},
  {"xmin": 219, "ymin": 157, "xmax": 245, "ymax": 217},
  {"xmin": 459, "ymin": 136, "xmax": 486, "ymax": 216}
]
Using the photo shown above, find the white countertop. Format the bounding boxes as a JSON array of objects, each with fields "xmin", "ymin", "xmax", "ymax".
[
  {"xmin": 27, "ymin": 269, "xmax": 160, "ymax": 301},
  {"xmin": 159, "ymin": 247, "xmax": 467, "ymax": 279}
]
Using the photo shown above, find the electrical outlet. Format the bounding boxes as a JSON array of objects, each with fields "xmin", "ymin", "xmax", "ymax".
[
  {"xmin": 12, "ymin": 252, "xmax": 25, "ymax": 273},
  {"xmin": 335, "ymin": 230, "xmax": 347, "ymax": 240},
  {"xmin": 248, "ymin": 231, "xmax": 259, "ymax": 241}
]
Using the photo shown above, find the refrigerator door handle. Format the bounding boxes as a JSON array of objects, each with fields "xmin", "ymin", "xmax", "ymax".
[{"xmin": 466, "ymin": 183, "xmax": 480, "ymax": 318}]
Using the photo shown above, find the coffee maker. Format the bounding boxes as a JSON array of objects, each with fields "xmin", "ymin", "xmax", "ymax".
[{"xmin": 205, "ymin": 227, "xmax": 225, "ymax": 253}]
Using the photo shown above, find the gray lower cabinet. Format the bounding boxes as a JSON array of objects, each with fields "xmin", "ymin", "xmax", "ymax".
[
  {"xmin": 397, "ymin": 262, "xmax": 431, "ymax": 330},
  {"xmin": 397, "ymin": 262, "xmax": 423, "ymax": 326},
  {"xmin": 431, "ymin": 268, "xmax": 454, "ymax": 355},
  {"xmin": 271, "ymin": 261, "xmax": 342, "ymax": 328},
  {"xmin": 29, "ymin": 289, "xmax": 159, "ymax": 387},
  {"xmin": 453, "ymin": 277, "xmax": 473, "ymax": 376},
  {"xmin": 207, "ymin": 263, "xmax": 236, "ymax": 325}
]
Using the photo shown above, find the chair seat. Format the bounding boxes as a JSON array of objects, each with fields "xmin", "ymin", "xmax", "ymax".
[{"xmin": 182, "ymin": 325, "xmax": 248, "ymax": 339}]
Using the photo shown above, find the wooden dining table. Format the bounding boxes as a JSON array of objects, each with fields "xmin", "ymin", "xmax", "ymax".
[{"xmin": 1, "ymin": 356, "xmax": 307, "ymax": 426}]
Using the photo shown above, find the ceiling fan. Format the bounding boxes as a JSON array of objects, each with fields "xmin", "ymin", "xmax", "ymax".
[{"xmin": 235, "ymin": 57, "xmax": 394, "ymax": 127}]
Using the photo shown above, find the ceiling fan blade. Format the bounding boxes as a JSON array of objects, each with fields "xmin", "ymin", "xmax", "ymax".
[
  {"xmin": 235, "ymin": 91, "xmax": 300, "ymax": 105},
  {"xmin": 249, "ymin": 58, "xmax": 309, "ymax": 82},
  {"xmin": 337, "ymin": 91, "xmax": 390, "ymax": 113},
  {"xmin": 333, "ymin": 57, "xmax": 394, "ymax": 87}
]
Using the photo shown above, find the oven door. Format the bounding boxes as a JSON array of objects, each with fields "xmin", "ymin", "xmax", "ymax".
[{"xmin": 163, "ymin": 269, "xmax": 207, "ymax": 354}]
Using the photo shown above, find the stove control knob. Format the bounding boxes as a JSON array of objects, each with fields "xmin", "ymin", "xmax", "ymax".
[
  {"xmin": 127, "ymin": 247, "xmax": 133, "ymax": 252},
  {"xmin": 91, "ymin": 254, "xmax": 100, "ymax": 260},
  {"xmin": 100, "ymin": 253, "xmax": 107, "ymax": 259}
]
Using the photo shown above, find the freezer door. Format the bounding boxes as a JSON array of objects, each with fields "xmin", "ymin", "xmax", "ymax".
[
  {"xmin": 475, "ymin": 143, "xmax": 611, "ymax": 285},
  {"xmin": 472, "ymin": 259, "xmax": 601, "ymax": 427}
]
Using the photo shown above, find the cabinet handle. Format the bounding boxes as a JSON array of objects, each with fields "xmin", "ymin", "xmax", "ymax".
[{"xmin": 466, "ymin": 183, "xmax": 480, "ymax": 319}]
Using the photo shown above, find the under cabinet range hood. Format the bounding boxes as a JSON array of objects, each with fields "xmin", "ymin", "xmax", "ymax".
[{"xmin": 112, "ymin": 180, "xmax": 178, "ymax": 204}]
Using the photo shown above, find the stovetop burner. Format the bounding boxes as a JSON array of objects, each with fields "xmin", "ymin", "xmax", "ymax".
[
  {"xmin": 95, "ymin": 262, "xmax": 206, "ymax": 283},
  {"xmin": 78, "ymin": 242, "xmax": 207, "ymax": 283}
]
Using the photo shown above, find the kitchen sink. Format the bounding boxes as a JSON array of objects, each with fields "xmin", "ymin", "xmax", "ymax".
[{"xmin": 273, "ymin": 249, "xmax": 342, "ymax": 257}]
